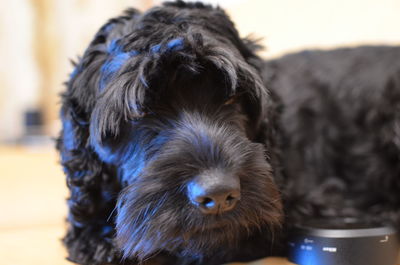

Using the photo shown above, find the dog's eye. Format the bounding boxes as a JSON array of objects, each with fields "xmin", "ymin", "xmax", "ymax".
[{"xmin": 223, "ymin": 96, "xmax": 236, "ymax": 105}]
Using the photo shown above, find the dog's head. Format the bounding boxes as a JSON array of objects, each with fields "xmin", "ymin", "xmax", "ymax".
[{"xmin": 64, "ymin": 1, "xmax": 282, "ymax": 262}]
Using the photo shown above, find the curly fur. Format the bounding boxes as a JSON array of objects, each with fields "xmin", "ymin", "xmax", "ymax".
[
  {"xmin": 57, "ymin": 1, "xmax": 283, "ymax": 265},
  {"xmin": 58, "ymin": 1, "xmax": 400, "ymax": 264},
  {"xmin": 262, "ymin": 46, "xmax": 400, "ymax": 228}
]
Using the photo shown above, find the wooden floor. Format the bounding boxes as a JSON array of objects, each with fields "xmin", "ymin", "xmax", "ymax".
[{"xmin": 0, "ymin": 145, "xmax": 292, "ymax": 265}]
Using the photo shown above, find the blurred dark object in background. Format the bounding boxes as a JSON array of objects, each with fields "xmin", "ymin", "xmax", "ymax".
[{"xmin": 19, "ymin": 109, "xmax": 51, "ymax": 146}]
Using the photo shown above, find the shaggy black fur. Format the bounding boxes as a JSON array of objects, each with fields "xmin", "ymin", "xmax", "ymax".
[
  {"xmin": 58, "ymin": 0, "xmax": 400, "ymax": 264},
  {"xmin": 263, "ymin": 46, "xmax": 400, "ymax": 229},
  {"xmin": 57, "ymin": 1, "xmax": 283, "ymax": 265}
]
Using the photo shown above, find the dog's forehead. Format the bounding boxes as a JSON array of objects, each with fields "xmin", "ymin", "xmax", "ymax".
[
  {"xmin": 149, "ymin": 62, "xmax": 238, "ymax": 113},
  {"xmin": 168, "ymin": 76, "xmax": 230, "ymax": 106}
]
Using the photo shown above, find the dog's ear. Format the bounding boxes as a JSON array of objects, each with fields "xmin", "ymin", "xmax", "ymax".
[
  {"xmin": 57, "ymin": 10, "xmax": 144, "ymax": 263},
  {"xmin": 58, "ymin": 98, "xmax": 121, "ymax": 264}
]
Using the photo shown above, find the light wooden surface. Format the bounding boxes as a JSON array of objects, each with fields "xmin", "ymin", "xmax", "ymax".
[
  {"xmin": 0, "ymin": 146, "xmax": 292, "ymax": 265},
  {"xmin": 0, "ymin": 146, "xmax": 70, "ymax": 265}
]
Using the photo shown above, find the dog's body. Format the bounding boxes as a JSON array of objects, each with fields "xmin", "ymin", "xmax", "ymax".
[
  {"xmin": 57, "ymin": 1, "xmax": 400, "ymax": 264},
  {"xmin": 263, "ymin": 46, "xmax": 400, "ymax": 226}
]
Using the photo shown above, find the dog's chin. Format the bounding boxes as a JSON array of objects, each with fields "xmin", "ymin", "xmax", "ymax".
[
  {"xmin": 116, "ymin": 189, "xmax": 282, "ymax": 261},
  {"xmin": 116, "ymin": 204, "xmax": 280, "ymax": 262},
  {"xmin": 121, "ymin": 220, "xmax": 246, "ymax": 261}
]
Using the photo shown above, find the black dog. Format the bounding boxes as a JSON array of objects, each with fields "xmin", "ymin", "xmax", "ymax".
[
  {"xmin": 58, "ymin": 1, "xmax": 283, "ymax": 265},
  {"xmin": 58, "ymin": 1, "xmax": 400, "ymax": 264}
]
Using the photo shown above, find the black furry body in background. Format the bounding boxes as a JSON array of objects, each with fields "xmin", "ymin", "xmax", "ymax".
[
  {"xmin": 57, "ymin": 1, "xmax": 400, "ymax": 264},
  {"xmin": 263, "ymin": 46, "xmax": 400, "ymax": 227}
]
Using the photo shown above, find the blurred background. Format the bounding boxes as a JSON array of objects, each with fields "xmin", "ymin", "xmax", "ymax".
[{"xmin": 0, "ymin": 0, "xmax": 399, "ymax": 264}]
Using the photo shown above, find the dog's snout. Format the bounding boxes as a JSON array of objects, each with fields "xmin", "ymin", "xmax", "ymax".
[
  {"xmin": 187, "ymin": 172, "xmax": 240, "ymax": 214},
  {"xmin": 195, "ymin": 189, "xmax": 240, "ymax": 214}
]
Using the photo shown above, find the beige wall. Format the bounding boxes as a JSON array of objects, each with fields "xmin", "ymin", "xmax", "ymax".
[
  {"xmin": 0, "ymin": 0, "xmax": 39, "ymax": 141},
  {"xmin": 228, "ymin": 0, "xmax": 400, "ymax": 58},
  {"xmin": 0, "ymin": 0, "xmax": 399, "ymax": 142}
]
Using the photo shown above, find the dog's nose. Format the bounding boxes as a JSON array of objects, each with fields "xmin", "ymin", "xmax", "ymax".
[
  {"xmin": 193, "ymin": 188, "xmax": 240, "ymax": 214},
  {"xmin": 187, "ymin": 172, "xmax": 240, "ymax": 214}
]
